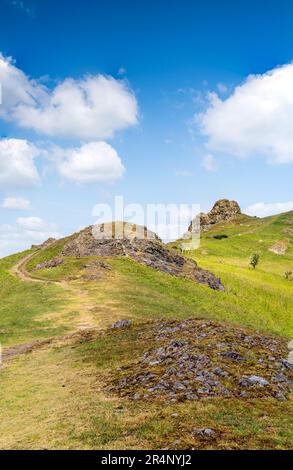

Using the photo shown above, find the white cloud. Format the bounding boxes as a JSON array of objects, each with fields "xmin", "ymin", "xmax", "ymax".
[
  {"xmin": 198, "ymin": 64, "xmax": 293, "ymax": 164},
  {"xmin": 55, "ymin": 141, "xmax": 125, "ymax": 183},
  {"xmin": 16, "ymin": 216, "xmax": 53, "ymax": 231},
  {"xmin": 201, "ymin": 153, "xmax": 218, "ymax": 172},
  {"xmin": 1, "ymin": 197, "xmax": 31, "ymax": 210},
  {"xmin": 0, "ymin": 54, "xmax": 138, "ymax": 140},
  {"xmin": 0, "ymin": 138, "xmax": 40, "ymax": 188},
  {"xmin": 0, "ymin": 218, "xmax": 61, "ymax": 258},
  {"xmin": 245, "ymin": 201, "xmax": 293, "ymax": 217}
]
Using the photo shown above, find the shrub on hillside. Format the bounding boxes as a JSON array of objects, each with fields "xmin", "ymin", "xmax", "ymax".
[{"xmin": 250, "ymin": 253, "xmax": 260, "ymax": 269}]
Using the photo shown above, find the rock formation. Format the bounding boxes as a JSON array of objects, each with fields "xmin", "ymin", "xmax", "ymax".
[
  {"xmin": 188, "ymin": 199, "xmax": 241, "ymax": 232},
  {"xmin": 61, "ymin": 222, "xmax": 224, "ymax": 291}
]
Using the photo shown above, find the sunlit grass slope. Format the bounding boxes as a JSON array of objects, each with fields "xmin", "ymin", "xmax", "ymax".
[
  {"xmin": 23, "ymin": 211, "xmax": 293, "ymax": 338},
  {"xmin": 0, "ymin": 252, "xmax": 71, "ymax": 347}
]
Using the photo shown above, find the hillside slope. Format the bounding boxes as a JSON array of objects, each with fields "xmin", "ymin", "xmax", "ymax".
[{"xmin": 0, "ymin": 212, "xmax": 292, "ymax": 450}]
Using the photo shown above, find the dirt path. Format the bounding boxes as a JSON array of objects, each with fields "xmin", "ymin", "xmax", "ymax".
[
  {"xmin": 4, "ymin": 249, "xmax": 103, "ymax": 361},
  {"xmin": 10, "ymin": 249, "xmax": 51, "ymax": 284}
]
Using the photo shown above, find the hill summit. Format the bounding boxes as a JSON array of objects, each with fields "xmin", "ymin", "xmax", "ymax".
[
  {"xmin": 60, "ymin": 222, "xmax": 224, "ymax": 291},
  {"xmin": 189, "ymin": 199, "xmax": 241, "ymax": 232}
]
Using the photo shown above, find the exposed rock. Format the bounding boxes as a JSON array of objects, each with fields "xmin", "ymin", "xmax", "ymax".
[
  {"xmin": 81, "ymin": 260, "xmax": 112, "ymax": 281},
  {"xmin": 107, "ymin": 319, "xmax": 293, "ymax": 402},
  {"xmin": 111, "ymin": 319, "xmax": 132, "ymax": 329},
  {"xmin": 33, "ymin": 257, "xmax": 63, "ymax": 271},
  {"xmin": 31, "ymin": 237, "xmax": 56, "ymax": 250},
  {"xmin": 220, "ymin": 351, "xmax": 244, "ymax": 362},
  {"xmin": 61, "ymin": 223, "xmax": 224, "ymax": 291},
  {"xmin": 188, "ymin": 199, "xmax": 241, "ymax": 232},
  {"xmin": 239, "ymin": 375, "xmax": 269, "ymax": 387},
  {"xmin": 268, "ymin": 242, "xmax": 288, "ymax": 255},
  {"xmin": 192, "ymin": 428, "xmax": 216, "ymax": 439}
]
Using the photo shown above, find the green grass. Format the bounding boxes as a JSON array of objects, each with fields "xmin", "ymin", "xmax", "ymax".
[
  {"xmin": 97, "ymin": 256, "xmax": 293, "ymax": 337},
  {"xmin": 0, "ymin": 324, "xmax": 291, "ymax": 450},
  {"xmin": 0, "ymin": 210, "xmax": 292, "ymax": 449},
  {"xmin": 0, "ymin": 252, "xmax": 71, "ymax": 347},
  {"xmin": 19, "ymin": 211, "xmax": 293, "ymax": 338}
]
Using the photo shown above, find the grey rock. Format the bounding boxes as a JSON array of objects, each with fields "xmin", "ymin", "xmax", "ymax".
[
  {"xmin": 221, "ymin": 351, "xmax": 244, "ymax": 362},
  {"xmin": 272, "ymin": 373, "xmax": 288, "ymax": 383},
  {"xmin": 111, "ymin": 319, "xmax": 132, "ymax": 329},
  {"xmin": 239, "ymin": 375, "xmax": 269, "ymax": 387},
  {"xmin": 192, "ymin": 428, "xmax": 216, "ymax": 439},
  {"xmin": 280, "ymin": 358, "xmax": 293, "ymax": 369},
  {"xmin": 173, "ymin": 382, "xmax": 186, "ymax": 390}
]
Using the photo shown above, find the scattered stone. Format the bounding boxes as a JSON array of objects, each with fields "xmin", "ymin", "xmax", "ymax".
[
  {"xmin": 275, "ymin": 392, "xmax": 287, "ymax": 401},
  {"xmin": 33, "ymin": 257, "xmax": 63, "ymax": 270},
  {"xmin": 107, "ymin": 319, "xmax": 292, "ymax": 403},
  {"xmin": 192, "ymin": 428, "xmax": 216, "ymax": 439},
  {"xmin": 171, "ymin": 440, "xmax": 181, "ymax": 447},
  {"xmin": 221, "ymin": 351, "xmax": 244, "ymax": 362},
  {"xmin": 239, "ymin": 375, "xmax": 269, "ymax": 387},
  {"xmin": 111, "ymin": 319, "xmax": 132, "ymax": 329},
  {"xmin": 280, "ymin": 358, "xmax": 293, "ymax": 370},
  {"xmin": 272, "ymin": 373, "xmax": 288, "ymax": 383}
]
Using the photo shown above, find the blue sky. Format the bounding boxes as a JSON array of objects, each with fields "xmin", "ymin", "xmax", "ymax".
[{"xmin": 0, "ymin": 0, "xmax": 293, "ymax": 256}]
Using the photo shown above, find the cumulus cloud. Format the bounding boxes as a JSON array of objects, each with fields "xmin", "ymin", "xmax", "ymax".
[
  {"xmin": 245, "ymin": 201, "xmax": 293, "ymax": 217},
  {"xmin": 0, "ymin": 54, "xmax": 138, "ymax": 140},
  {"xmin": 1, "ymin": 197, "xmax": 31, "ymax": 210},
  {"xmin": 198, "ymin": 64, "xmax": 293, "ymax": 164},
  {"xmin": 0, "ymin": 138, "xmax": 41, "ymax": 188},
  {"xmin": 201, "ymin": 154, "xmax": 218, "ymax": 172},
  {"xmin": 55, "ymin": 141, "xmax": 125, "ymax": 183}
]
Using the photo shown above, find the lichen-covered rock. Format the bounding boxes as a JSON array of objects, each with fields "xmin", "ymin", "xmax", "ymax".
[
  {"xmin": 61, "ymin": 223, "xmax": 224, "ymax": 291},
  {"xmin": 189, "ymin": 199, "xmax": 241, "ymax": 232}
]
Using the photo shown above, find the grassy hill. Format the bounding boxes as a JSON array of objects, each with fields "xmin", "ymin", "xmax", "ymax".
[{"xmin": 0, "ymin": 211, "xmax": 292, "ymax": 449}]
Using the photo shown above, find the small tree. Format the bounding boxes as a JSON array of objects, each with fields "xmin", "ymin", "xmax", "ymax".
[
  {"xmin": 285, "ymin": 270, "xmax": 292, "ymax": 280},
  {"xmin": 250, "ymin": 253, "xmax": 259, "ymax": 269}
]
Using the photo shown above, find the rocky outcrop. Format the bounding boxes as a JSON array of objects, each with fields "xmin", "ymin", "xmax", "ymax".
[
  {"xmin": 188, "ymin": 199, "xmax": 241, "ymax": 232},
  {"xmin": 31, "ymin": 237, "xmax": 56, "ymax": 250},
  {"xmin": 61, "ymin": 222, "xmax": 224, "ymax": 291}
]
